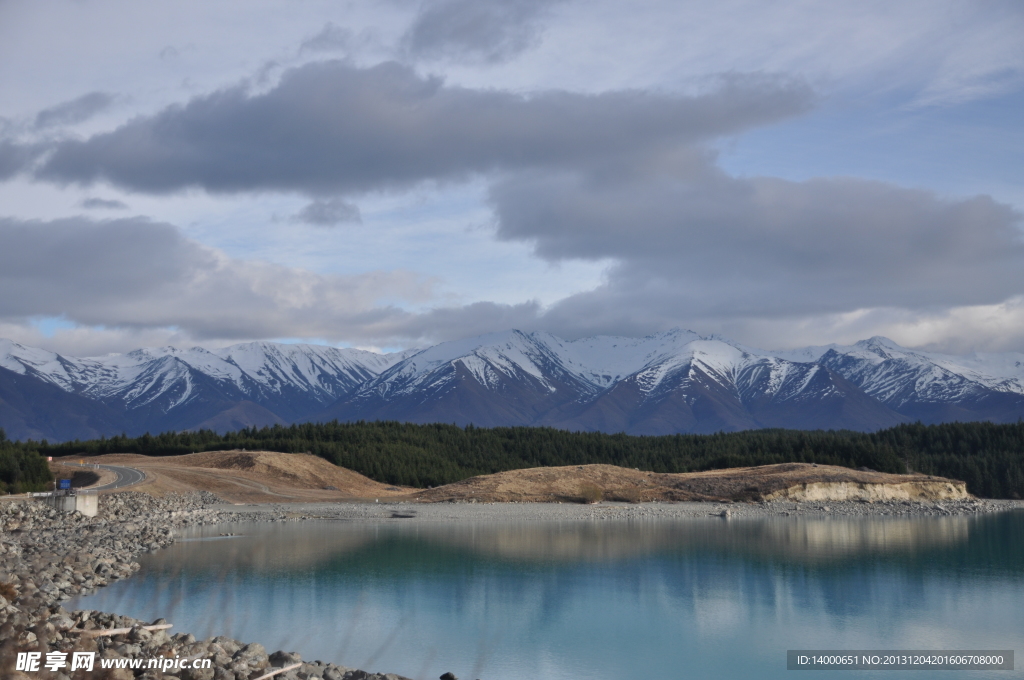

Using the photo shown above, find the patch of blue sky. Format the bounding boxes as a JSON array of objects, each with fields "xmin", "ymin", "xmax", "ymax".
[
  {"xmin": 174, "ymin": 179, "xmax": 610, "ymax": 309},
  {"xmin": 32, "ymin": 316, "xmax": 77, "ymax": 338},
  {"xmin": 171, "ymin": 182, "xmax": 495, "ymax": 273},
  {"xmin": 716, "ymin": 87, "xmax": 1024, "ymax": 210}
]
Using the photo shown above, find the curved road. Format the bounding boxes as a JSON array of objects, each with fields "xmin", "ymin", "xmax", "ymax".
[{"xmin": 64, "ymin": 462, "xmax": 147, "ymax": 491}]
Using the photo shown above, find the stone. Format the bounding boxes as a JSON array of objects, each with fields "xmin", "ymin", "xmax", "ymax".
[
  {"xmin": 270, "ymin": 650, "xmax": 304, "ymax": 666},
  {"xmin": 213, "ymin": 635, "xmax": 241, "ymax": 655},
  {"xmin": 181, "ymin": 667, "xmax": 215, "ymax": 680},
  {"xmin": 130, "ymin": 625, "xmax": 154, "ymax": 642},
  {"xmin": 233, "ymin": 642, "xmax": 269, "ymax": 670}
]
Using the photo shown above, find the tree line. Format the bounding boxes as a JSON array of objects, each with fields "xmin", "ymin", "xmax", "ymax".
[
  {"xmin": 10, "ymin": 420, "xmax": 1024, "ymax": 498},
  {"xmin": 0, "ymin": 428, "xmax": 54, "ymax": 494}
]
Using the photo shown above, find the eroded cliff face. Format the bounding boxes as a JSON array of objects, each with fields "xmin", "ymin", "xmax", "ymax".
[
  {"xmin": 411, "ymin": 462, "xmax": 975, "ymax": 503},
  {"xmin": 764, "ymin": 480, "xmax": 969, "ymax": 502}
]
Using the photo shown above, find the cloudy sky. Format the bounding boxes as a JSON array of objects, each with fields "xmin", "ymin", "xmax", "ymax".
[{"xmin": 1, "ymin": 0, "xmax": 1022, "ymax": 355}]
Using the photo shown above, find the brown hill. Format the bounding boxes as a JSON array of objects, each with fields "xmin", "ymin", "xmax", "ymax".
[
  {"xmin": 412, "ymin": 462, "xmax": 968, "ymax": 503},
  {"xmin": 55, "ymin": 453, "xmax": 968, "ymax": 505},
  {"xmin": 56, "ymin": 451, "xmax": 412, "ymax": 503}
]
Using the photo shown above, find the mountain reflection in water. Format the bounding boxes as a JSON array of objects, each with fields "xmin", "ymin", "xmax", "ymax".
[{"xmin": 68, "ymin": 512, "xmax": 1024, "ymax": 680}]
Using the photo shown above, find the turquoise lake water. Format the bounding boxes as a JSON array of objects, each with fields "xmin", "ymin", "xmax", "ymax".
[{"xmin": 68, "ymin": 512, "xmax": 1024, "ymax": 680}]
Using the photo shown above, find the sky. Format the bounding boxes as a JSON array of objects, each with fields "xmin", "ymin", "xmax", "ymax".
[{"xmin": 0, "ymin": 0, "xmax": 1022, "ymax": 356}]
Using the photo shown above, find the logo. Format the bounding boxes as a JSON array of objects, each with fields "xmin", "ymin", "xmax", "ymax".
[{"xmin": 15, "ymin": 652, "xmax": 95, "ymax": 672}]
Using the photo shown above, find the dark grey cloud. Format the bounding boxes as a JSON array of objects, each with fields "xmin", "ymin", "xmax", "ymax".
[
  {"xmin": 367, "ymin": 300, "xmax": 545, "ymax": 345},
  {"xmin": 300, "ymin": 23, "xmax": 353, "ymax": 54},
  {"xmin": 0, "ymin": 140, "xmax": 44, "ymax": 180},
  {"xmin": 402, "ymin": 0, "xmax": 561, "ymax": 63},
  {"xmin": 0, "ymin": 216, "xmax": 436, "ymax": 342},
  {"xmin": 291, "ymin": 198, "xmax": 361, "ymax": 226},
  {"xmin": 7, "ymin": 60, "xmax": 1018, "ymax": 349},
  {"xmin": 0, "ymin": 217, "xmax": 213, "ymax": 319},
  {"xmin": 0, "ymin": 217, "xmax": 542, "ymax": 348},
  {"xmin": 491, "ymin": 167, "xmax": 1024, "ymax": 329},
  {"xmin": 30, "ymin": 60, "xmax": 812, "ymax": 195},
  {"xmin": 34, "ymin": 92, "xmax": 114, "ymax": 129},
  {"xmin": 3, "ymin": 198, "xmax": 1020, "ymax": 351},
  {"xmin": 80, "ymin": 197, "xmax": 128, "ymax": 210}
]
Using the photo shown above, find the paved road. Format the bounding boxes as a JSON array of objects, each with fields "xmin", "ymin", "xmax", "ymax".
[{"xmin": 64, "ymin": 462, "xmax": 147, "ymax": 491}]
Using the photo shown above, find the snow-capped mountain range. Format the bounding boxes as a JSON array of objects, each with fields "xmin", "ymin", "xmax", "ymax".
[{"xmin": 2, "ymin": 330, "xmax": 1023, "ymax": 441}]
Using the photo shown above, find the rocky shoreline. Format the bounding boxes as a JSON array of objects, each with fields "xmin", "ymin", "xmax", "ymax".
[
  {"xmin": 2, "ymin": 492, "xmax": 1021, "ymax": 680},
  {"xmin": 217, "ymin": 495, "xmax": 1023, "ymax": 523},
  {"xmin": 0, "ymin": 493, "xmax": 410, "ymax": 680}
]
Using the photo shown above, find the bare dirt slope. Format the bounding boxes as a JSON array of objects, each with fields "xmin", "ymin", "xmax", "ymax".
[
  {"xmin": 411, "ymin": 462, "xmax": 969, "ymax": 503},
  {"xmin": 53, "ymin": 451, "xmax": 411, "ymax": 503},
  {"xmin": 53, "ymin": 453, "xmax": 968, "ymax": 504},
  {"xmin": 49, "ymin": 462, "xmax": 111, "ymax": 489}
]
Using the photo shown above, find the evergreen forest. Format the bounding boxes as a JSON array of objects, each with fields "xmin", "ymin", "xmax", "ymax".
[
  {"xmin": 7, "ymin": 420, "xmax": 1024, "ymax": 498},
  {"xmin": 0, "ymin": 428, "xmax": 54, "ymax": 494}
]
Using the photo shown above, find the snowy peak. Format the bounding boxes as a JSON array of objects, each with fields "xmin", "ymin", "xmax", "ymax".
[
  {"xmin": 927, "ymin": 352, "xmax": 1024, "ymax": 395},
  {"xmin": 735, "ymin": 357, "xmax": 824, "ymax": 401},
  {"xmin": 626, "ymin": 339, "xmax": 749, "ymax": 396},
  {"xmin": 362, "ymin": 330, "xmax": 581, "ymax": 398},
  {"xmin": 213, "ymin": 341, "xmax": 403, "ymax": 397},
  {"xmin": 549, "ymin": 328, "xmax": 704, "ymax": 387},
  {"xmin": 347, "ymin": 329, "xmax": 834, "ymax": 423},
  {"xmin": 820, "ymin": 338, "xmax": 1024, "ymax": 405},
  {"xmin": 855, "ymin": 336, "xmax": 904, "ymax": 352},
  {"xmin": 4, "ymin": 331, "xmax": 1024, "ymax": 441},
  {"xmin": 392, "ymin": 330, "xmax": 540, "ymax": 376},
  {"xmin": 0, "ymin": 338, "xmax": 85, "ymax": 391},
  {"xmin": 360, "ymin": 328, "xmax": 728, "ymax": 398},
  {"xmin": 0, "ymin": 338, "xmax": 409, "ymax": 435}
]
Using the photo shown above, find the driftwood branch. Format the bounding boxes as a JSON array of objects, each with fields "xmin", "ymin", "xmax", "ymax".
[
  {"xmin": 252, "ymin": 663, "xmax": 303, "ymax": 680},
  {"xmin": 78, "ymin": 623, "xmax": 173, "ymax": 637}
]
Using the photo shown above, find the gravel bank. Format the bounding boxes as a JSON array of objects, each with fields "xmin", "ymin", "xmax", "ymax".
[
  {"xmin": 2, "ymin": 492, "xmax": 1021, "ymax": 679},
  {"xmin": 0, "ymin": 493, "xmax": 410, "ymax": 680},
  {"xmin": 216, "ymin": 496, "xmax": 1024, "ymax": 523}
]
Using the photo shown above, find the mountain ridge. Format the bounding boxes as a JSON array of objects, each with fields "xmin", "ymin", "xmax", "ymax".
[{"xmin": 2, "ymin": 331, "xmax": 1023, "ymax": 441}]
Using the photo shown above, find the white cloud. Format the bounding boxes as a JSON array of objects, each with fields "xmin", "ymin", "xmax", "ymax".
[
  {"xmin": 1, "ymin": 1, "xmax": 1022, "ymax": 355},
  {"xmin": 688, "ymin": 297, "xmax": 1024, "ymax": 354},
  {"xmin": 0, "ymin": 217, "xmax": 439, "ymax": 345}
]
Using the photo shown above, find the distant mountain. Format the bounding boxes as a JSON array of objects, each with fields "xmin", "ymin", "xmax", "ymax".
[
  {"xmin": 2, "ymin": 331, "xmax": 1023, "ymax": 442},
  {"xmin": 313, "ymin": 330, "xmax": 604, "ymax": 427},
  {"xmin": 0, "ymin": 339, "xmax": 411, "ymax": 440},
  {"xmin": 545, "ymin": 342, "xmax": 908, "ymax": 435},
  {"xmin": 0, "ymin": 365, "xmax": 128, "ymax": 442},
  {"xmin": 814, "ymin": 337, "xmax": 1024, "ymax": 424},
  {"xmin": 315, "ymin": 330, "xmax": 911, "ymax": 434}
]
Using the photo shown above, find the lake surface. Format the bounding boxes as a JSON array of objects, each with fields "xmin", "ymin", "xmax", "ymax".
[{"xmin": 68, "ymin": 512, "xmax": 1024, "ymax": 680}]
